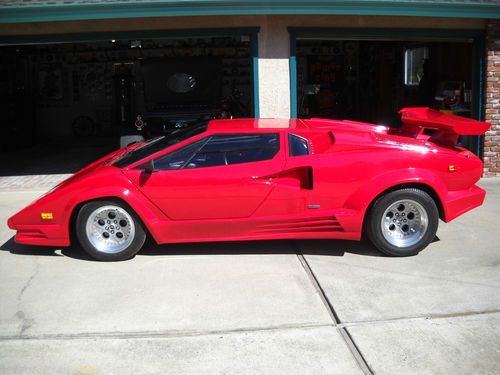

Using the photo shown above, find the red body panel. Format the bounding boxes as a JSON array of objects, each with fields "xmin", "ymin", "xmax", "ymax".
[
  {"xmin": 8, "ymin": 109, "xmax": 489, "ymax": 249},
  {"xmin": 123, "ymin": 132, "xmax": 287, "ymax": 221}
]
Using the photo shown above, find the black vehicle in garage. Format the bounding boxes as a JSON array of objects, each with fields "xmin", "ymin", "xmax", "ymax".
[{"xmin": 120, "ymin": 56, "xmax": 224, "ymax": 147}]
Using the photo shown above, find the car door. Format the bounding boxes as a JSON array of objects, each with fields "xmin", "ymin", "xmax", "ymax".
[
  {"xmin": 253, "ymin": 132, "xmax": 315, "ymax": 216},
  {"xmin": 124, "ymin": 132, "xmax": 285, "ymax": 220}
]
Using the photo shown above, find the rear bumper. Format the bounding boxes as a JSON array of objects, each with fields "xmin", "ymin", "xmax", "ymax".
[
  {"xmin": 443, "ymin": 184, "xmax": 486, "ymax": 222},
  {"xmin": 8, "ymin": 218, "xmax": 69, "ymax": 247}
]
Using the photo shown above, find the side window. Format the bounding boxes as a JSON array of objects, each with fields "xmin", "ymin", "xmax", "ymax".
[
  {"xmin": 187, "ymin": 134, "xmax": 279, "ymax": 168},
  {"xmin": 289, "ymin": 133, "xmax": 310, "ymax": 156},
  {"xmin": 222, "ymin": 134, "xmax": 279, "ymax": 165},
  {"xmin": 185, "ymin": 150, "xmax": 226, "ymax": 169},
  {"xmin": 154, "ymin": 139, "xmax": 206, "ymax": 170},
  {"xmin": 154, "ymin": 133, "xmax": 279, "ymax": 170}
]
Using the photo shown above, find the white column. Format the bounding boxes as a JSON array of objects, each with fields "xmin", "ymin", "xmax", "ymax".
[{"xmin": 257, "ymin": 18, "xmax": 291, "ymax": 118}]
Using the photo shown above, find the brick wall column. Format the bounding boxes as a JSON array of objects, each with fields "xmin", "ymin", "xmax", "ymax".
[{"xmin": 484, "ymin": 20, "xmax": 500, "ymax": 177}]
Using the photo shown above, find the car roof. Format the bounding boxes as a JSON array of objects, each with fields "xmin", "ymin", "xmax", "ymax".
[{"xmin": 207, "ymin": 118, "xmax": 311, "ymax": 132}]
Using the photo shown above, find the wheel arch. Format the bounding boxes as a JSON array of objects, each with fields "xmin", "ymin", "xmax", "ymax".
[
  {"xmin": 342, "ymin": 169, "xmax": 448, "ymax": 233},
  {"xmin": 67, "ymin": 193, "xmax": 162, "ymax": 246},
  {"xmin": 362, "ymin": 183, "xmax": 445, "ymax": 232}
]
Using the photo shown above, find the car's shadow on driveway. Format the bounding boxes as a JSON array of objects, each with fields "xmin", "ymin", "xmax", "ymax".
[
  {"xmin": 0, "ymin": 237, "xmax": 91, "ymax": 260},
  {"xmin": 140, "ymin": 238, "xmax": 384, "ymax": 257},
  {"xmin": 0, "ymin": 235, "xmax": 396, "ymax": 261}
]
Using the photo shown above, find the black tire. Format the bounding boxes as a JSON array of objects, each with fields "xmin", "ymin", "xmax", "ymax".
[
  {"xmin": 366, "ymin": 188, "xmax": 439, "ymax": 256},
  {"xmin": 76, "ymin": 200, "xmax": 146, "ymax": 261}
]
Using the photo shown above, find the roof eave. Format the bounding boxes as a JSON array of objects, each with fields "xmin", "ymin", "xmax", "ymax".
[{"xmin": 1, "ymin": 1, "xmax": 499, "ymax": 24}]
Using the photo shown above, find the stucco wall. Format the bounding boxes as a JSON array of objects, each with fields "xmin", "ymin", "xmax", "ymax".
[{"xmin": 257, "ymin": 18, "xmax": 290, "ymax": 118}]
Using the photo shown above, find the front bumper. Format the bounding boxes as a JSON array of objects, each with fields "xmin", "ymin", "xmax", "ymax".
[
  {"xmin": 443, "ymin": 184, "xmax": 486, "ymax": 222},
  {"xmin": 8, "ymin": 217, "xmax": 69, "ymax": 247}
]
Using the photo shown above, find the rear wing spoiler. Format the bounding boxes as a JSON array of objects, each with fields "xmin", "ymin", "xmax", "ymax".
[{"xmin": 394, "ymin": 107, "xmax": 490, "ymax": 147}]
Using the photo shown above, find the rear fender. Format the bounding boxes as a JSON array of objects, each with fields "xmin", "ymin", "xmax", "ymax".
[{"xmin": 343, "ymin": 168, "xmax": 448, "ymax": 228}]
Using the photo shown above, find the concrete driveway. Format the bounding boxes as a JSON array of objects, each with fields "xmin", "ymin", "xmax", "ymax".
[{"xmin": 0, "ymin": 179, "xmax": 499, "ymax": 374}]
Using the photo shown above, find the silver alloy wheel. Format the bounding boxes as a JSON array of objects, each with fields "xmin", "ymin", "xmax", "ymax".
[
  {"xmin": 380, "ymin": 199, "xmax": 429, "ymax": 248},
  {"xmin": 85, "ymin": 205, "xmax": 135, "ymax": 254}
]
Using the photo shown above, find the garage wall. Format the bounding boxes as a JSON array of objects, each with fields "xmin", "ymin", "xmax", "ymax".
[
  {"xmin": 0, "ymin": 15, "xmax": 486, "ymax": 120},
  {"xmin": 0, "ymin": 15, "xmax": 485, "ymax": 36}
]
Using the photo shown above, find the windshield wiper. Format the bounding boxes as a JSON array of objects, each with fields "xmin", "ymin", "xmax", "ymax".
[
  {"xmin": 124, "ymin": 141, "xmax": 138, "ymax": 154},
  {"xmin": 124, "ymin": 136, "xmax": 165, "ymax": 154}
]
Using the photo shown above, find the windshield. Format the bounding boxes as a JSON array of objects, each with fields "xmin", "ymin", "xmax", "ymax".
[{"xmin": 113, "ymin": 123, "xmax": 208, "ymax": 168}]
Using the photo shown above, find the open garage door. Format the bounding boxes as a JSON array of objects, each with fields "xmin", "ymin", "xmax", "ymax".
[
  {"xmin": 0, "ymin": 29, "xmax": 258, "ymax": 186},
  {"xmin": 289, "ymin": 28, "xmax": 485, "ymax": 156}
]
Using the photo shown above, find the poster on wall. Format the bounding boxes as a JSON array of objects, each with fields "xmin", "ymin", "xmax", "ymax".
[{"xmin": 38, "ymin": 63, "xmax": 70, "ymax": 107}]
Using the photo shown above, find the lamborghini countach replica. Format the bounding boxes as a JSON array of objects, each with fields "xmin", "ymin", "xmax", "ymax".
[{"xmin": 8, "ymin": 108, "xmax": 490, "ymax": 261}]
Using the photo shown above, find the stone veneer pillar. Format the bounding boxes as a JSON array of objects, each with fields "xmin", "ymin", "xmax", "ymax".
[{"xmin": 484, "ymin": 20, "xmax": 500, "ymax": 176}]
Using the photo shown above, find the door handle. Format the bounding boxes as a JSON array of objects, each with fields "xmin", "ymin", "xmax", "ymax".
[
  {"xmin": 251, "ymin": 176, "xmax": 273, "ymax": 180},
  {"xmin": 251, "ymin": 167, "xmax": 313, "ymax": 189},
  {"xmin": 250, "ymin": 173, "xmax": 279, "ymax": 180}
]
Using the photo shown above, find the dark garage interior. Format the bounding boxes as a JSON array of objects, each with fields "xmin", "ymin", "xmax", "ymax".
[
  {"xmin": 295, "ymin": 38, "xmax": 478, "ymax": 153},
  {"xmin": 0, "ymin": 34, "xmax": 254, "ymax": 176},
  {"xmin": 0, "ymin": 32, "xmax": 482, "ymax": 179}
]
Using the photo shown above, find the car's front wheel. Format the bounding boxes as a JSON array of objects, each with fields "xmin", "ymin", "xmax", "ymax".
[
  {"xmin": 366, "ymin": 188, "xmax": 439, "ymax": 256},
  {"xmin": 76, "ymin": 200, "xmax": 146, "ymax": 261}
]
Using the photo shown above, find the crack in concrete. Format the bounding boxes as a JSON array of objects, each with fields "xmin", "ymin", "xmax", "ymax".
[
  {"xmin": 2, "ymin": 310, "xmax": 498, "ymax": 343},
  {"xmin": 0, "ymin": 322, "xmax": 334, "ymax": 341},
  {"xmin": 15, "ymin": 258, "xmax": 39, "ymax": 336},
  {"xmin": 339, "ymin": 309, "xmax": 500, "ymax": 328}
]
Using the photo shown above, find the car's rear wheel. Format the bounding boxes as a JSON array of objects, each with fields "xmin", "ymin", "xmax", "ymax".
[
  {"xmin": 366, "ymin": 188, "xmax": 439, "ymax": 256},
  {"xmin": 76, "ymin": 200, "xmax": 146, "ymax": 261}
]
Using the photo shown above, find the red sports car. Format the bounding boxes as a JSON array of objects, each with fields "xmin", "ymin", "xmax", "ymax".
[{"xmin": 8, "ymin": 108, "xmax": 490, "ymax": 261}]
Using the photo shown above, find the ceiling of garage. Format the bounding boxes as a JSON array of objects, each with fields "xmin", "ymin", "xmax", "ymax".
[{"xmin": 1, "ymin": 0, "xmax": 499, "ymax": 24}]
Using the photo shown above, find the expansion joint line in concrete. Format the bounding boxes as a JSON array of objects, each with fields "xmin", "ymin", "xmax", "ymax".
[
  {"xmin": 0, "ymin": 323, "xmax": 335, "ymax": 342},
  {"xmin": 294, "ymin": 248, "xmax": 373, "ymax": 375},
  {"xmin": 337, "ymin": 309, "xmax": 500, "ymax": 327}
]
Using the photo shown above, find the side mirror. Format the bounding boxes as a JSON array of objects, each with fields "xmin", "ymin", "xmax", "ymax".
[{"xmin": 144, "ymin": 159, "xmax": 156, "ymax": 174}]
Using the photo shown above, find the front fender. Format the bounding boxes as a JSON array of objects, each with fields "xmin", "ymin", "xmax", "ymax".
[{"xmin": 63, "ymin": 178, "xmax": 166, "ymax": 244}]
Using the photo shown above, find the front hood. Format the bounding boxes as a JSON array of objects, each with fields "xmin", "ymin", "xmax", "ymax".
[
  {"xmin": 8, "ymin": 159, "xmax": 126, "ymax": 229},
  {"xmin": 50, "ymin": 148, "xmax": 128, "ymax": 191},
  {"xmin": 10, "ymin": 148, "xmax": 128, "ymax": 222}
]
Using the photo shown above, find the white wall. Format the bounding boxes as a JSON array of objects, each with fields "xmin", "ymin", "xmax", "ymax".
[{"xmin": 257, "ymin": 19, "xmax": 291, "ymax": 118}]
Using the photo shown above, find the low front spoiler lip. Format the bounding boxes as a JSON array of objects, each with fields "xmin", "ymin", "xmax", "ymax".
[
  {"xmin": 8, "ymin": 219, "xmax": 69, "ymax": 247},
  {"xmin": 14, "ymin": 232, "xmax": 69, "ymax": 247}
]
